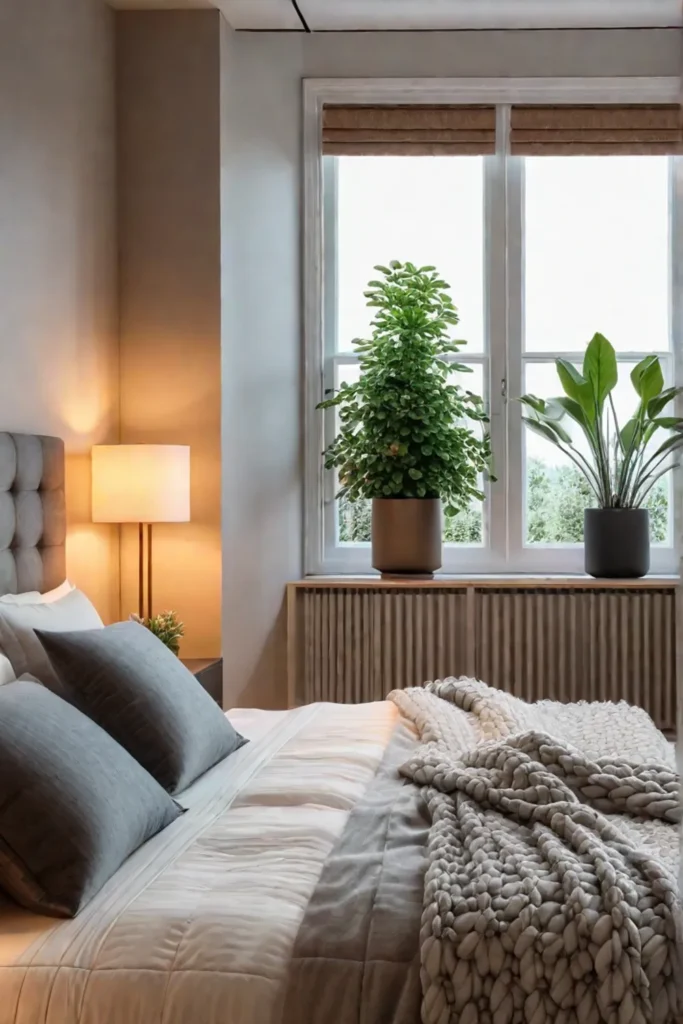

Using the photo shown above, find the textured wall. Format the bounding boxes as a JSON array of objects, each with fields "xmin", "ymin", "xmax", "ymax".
[
  {"xmin": 117, "ymin": 10, "xmax": 222, "ymax": 657},
  {"xmin": 0, "ymin": 0, "xmax": 119, "ymax": 621}
]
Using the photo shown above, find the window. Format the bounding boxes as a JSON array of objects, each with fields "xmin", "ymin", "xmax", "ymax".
[
  {"xmin": 522, "ymin": 157, "xmax": 673, "ymax": 552},
  {"xmin": 306, "ymin": 85, "xmax": 682, "ymax": 575}
]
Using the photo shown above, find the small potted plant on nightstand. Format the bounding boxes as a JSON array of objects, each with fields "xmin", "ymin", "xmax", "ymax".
[
  {"xmin": 131, "ymin": 610, "xmax": 184, "ymax": 656},
  {"xmin": 520, "ymin": 332, "xmax": 683, "ymax": 578},
  {"xmin": 318, "ymin": 261, "xmax": 493, "ymax": 577}
]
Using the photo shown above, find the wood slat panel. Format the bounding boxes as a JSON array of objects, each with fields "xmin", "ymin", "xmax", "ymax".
[
  {"xmin": 473, "ymin": 588, "xmax": 675, "ymax": 731},
  {"xmin": 291, "ymin": 584, "xmax": 677, "ymax": 733}
]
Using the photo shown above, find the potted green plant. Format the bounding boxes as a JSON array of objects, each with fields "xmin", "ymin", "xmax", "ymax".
[
  {"xmin": 130, "ymin": 610, "xmax": 184, "ymax": 656},
  {"xmin": 318, "ymin": 261, "xmax": 492, "ymax": 577},
  {"xmin": 520, "ymin": 332, "xmax": 683, "ymax": 578}
]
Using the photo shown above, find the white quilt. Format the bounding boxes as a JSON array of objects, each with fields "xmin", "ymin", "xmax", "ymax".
[{"xmin": 0, "ymin": 701, "xmax": 402, "ymax": 1024}]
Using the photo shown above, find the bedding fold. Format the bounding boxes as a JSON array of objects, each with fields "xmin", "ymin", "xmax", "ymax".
[{"xmin": 279, "ymin": 718, "xmax": 428, "ymax": 1024}]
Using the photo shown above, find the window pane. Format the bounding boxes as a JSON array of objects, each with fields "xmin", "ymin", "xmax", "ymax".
[
  {"xmin": 524, "ymin": 361, "xmax": 670, "ymax": 545},
  {"xmin": 524, "ymin": 157, "xmax": 670, "ymax": 353},
  {"xmin": 336, "ymin": 156, "xmax": 485, "ymax": 353},
  {"xmin": 444, "ymin": 363, "xmax": 485, "ymax": 546},
  {"xmin": 334, "ymin": 361, "xmax": 487, "ymax": 545}
]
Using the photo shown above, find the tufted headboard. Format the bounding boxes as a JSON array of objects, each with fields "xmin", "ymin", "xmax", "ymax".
[{"xmin": 0, "ymin": 433, "xmax": 66, "ymax": 596}]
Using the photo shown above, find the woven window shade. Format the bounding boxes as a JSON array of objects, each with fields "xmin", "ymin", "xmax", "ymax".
[
  {"xmin": 322, "ymin": 105, "xmax": 496, "ymax": 156},
  {"xmin": 510, "ymin": 105, "xmax": 683, "ymax": 155}
]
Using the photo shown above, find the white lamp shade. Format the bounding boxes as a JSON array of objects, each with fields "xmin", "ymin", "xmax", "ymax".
[{"xmin": 92, "ymin": 445, "xmax": 190, "ymax": 524}]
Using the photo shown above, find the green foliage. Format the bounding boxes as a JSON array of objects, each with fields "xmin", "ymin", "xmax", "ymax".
[
  {"xmin": 339, "ymin": 462, "xmax": 668, "ymax": 545},
  {"xmin": 131, "ymin": 610, "xmax": 184, "ymax": 656},
  {"xmin": 317, "ymin": 262, "xmax": 493, "ymax": 518},
  {"xmin": 520, "ymin": 333, "xmax": 683, "ymax": 508},
  {"xmin": 525, "ymin": 460, "xmax": 668, "ymax": 543},
  {"xmin": 442, "ymin": 506, "xmax": 483, "ymax": 543},
  {"xmin": 338, "ymin": 493, "xmax": 373, "ymax": 542}
]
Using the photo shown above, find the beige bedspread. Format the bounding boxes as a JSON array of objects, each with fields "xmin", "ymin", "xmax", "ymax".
[{"xmin": 0, "ymin": 701, "xmax": 421, "ymax": 1024}]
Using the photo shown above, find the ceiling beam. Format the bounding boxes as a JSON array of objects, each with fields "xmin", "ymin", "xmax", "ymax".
[{"xmin": 291, "ymin": 0, "xmax": 311, "ymax": 31}]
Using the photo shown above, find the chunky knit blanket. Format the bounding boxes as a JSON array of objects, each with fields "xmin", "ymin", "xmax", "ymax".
[{"xmin": 388, "ymin": 678, "xmax": 682, "ymax": 1024}]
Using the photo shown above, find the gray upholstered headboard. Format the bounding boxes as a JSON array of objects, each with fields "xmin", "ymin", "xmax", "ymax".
[{"xmin": 0, "ymin": 433, "xmax": 66, "ymax": 596}]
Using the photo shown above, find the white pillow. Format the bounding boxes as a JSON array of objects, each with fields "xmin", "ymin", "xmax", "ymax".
[
  {"xmin": 0, "ymin": 591, "xmax": 42, "ymax": 605},
  {"xmin": 0, "ymin": 654, "xmax": 15, "ymax": 686},
  {"xmin": 42, "ymin": 580, "xmax": 76, "ymax": 603},
  {"xmin": 0, "ymin": 589, "xmax": 103, "ymax": 694},
  {"xmin": 0, "ymin": 580, "xmax": 75, "ymax": 606}
]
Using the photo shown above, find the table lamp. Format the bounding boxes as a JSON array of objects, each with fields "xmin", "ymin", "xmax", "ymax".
[{"xmin": 92, "ymin": 445, "xmax": 191, "ymax": 619}]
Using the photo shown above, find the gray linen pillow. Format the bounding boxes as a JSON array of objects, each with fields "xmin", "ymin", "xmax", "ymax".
[
  {"xmin": 37, "ymin": 621, "xmax": 247, "ymax": 794},
  {"xmin": 0, "ymin": 679, "xmax": 182, "ymax": 918}
]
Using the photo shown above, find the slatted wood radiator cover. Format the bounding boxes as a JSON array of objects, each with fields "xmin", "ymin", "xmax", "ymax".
[{"xmin": 287, "ymin": 578, "xmax": 679, "ymax": 736}]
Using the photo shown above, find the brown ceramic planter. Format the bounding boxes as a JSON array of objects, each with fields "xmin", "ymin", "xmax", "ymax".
[{"xmin": 371, "ymin": 498, "xmax": 442, "ymax": 577}]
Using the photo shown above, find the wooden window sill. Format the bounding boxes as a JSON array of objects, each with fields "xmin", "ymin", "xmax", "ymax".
[{"xmin": 290, "ymin": 575, "xmax": 680, "ymax": 590}]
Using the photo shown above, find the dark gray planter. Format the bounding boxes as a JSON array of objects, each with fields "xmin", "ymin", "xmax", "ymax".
[
  {"xmin": 372, "ymin": 498, "xmax": 442, "ymax": 577},
  {"xmin": 584, "ymin": 508, "xmax": 650, "ymax": 579}
]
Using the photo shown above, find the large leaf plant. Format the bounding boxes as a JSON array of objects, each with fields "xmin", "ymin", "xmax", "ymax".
[
  {"xmin": 520, "ymin": 332, "xmax": 683, "ymax": 508},
  {"xmin": 317, "ymin": 261, "xmax": 493, "ymax": 517}
]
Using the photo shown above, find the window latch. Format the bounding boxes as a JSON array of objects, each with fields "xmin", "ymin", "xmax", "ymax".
[{"xmin": 500, "ymin": 377, "xmax": 508, "ymax": 401}]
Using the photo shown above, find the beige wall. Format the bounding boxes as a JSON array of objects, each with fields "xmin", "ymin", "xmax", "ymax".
[
  {"xmin": 220, "ymin": 22, "xmax": 304, "ymax": 708},
  {"xmin": 301, "ymin": 27, "xmax": 680, "ymax": 76},
  {"xmin": 0, "ymin": 0, "xmax": 119, "ymax": 621},
  {"xmin": 117, "ymin": 11, "xmax": 222, "ymax": 658},
  {"xmin": 220, "ymin": 25, "xmax": 681, "ymax": 708}
]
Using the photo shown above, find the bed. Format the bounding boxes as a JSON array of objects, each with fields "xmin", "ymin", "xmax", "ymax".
[{"xmin": 0, "ymin": 433, "xmax": 679, "ymax": 1024}]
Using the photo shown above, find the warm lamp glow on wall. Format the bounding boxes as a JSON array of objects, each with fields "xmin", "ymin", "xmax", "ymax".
[{"xmin": 92, "ymin": 445, "xmax": 191, "ymax": 618}]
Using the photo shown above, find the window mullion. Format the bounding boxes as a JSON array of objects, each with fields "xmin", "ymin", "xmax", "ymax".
[
  {"xmin": 505, "ymin": 152, "xmax": 525, "ymax": 566},
  {"xmin": 670, "ymin": 155, "xmax": 683, "ymax": 565},
  {"xmin": 483, "ymin": 105, "xmax": 510, "ymax": 567},
  {"xmin": 321, "ymin": 157, "xmax": 339, "ymax": 565}
]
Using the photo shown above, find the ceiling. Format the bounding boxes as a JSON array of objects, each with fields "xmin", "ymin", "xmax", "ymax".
[{"xmin": 109, "ymin": 0, "xmax": 683, "ymax": 32}]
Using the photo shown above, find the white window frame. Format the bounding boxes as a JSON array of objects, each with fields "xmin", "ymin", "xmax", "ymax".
[{"xmin": 303, "ymin": 77, "xmax": 683, "ymax": 576}]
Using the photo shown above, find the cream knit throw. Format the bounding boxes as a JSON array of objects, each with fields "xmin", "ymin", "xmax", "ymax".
[{"xmin": 388, "ymin": 678, "xmax": 682, "ymax": 1024}]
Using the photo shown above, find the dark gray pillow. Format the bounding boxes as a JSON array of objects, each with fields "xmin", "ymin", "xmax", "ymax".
[
  {"xmin": 0, "ymin": 679, "xmax": 181, "ymax": 918},
  {"xmin": 37, "ymin": 621, "xmax": 247, "ymax": 794}
]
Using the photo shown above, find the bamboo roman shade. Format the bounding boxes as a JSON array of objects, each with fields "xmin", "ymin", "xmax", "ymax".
[
  {"xmin": 510, "ymin": 105, "xmax": 683, "ymax": 155},
  {"xmin": 322, "ymin": 105, "xmax": 496, "ymax": 156}
]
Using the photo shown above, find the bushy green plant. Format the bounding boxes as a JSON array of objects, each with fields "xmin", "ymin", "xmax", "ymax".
[
  {"xmin": 520, "ymin": 332, "xmax": 683, "ymax": 508},
  {"xmin": 318, "ymin": 262, "xmax": 493, "ymax": 516},
  {"xmin": 131, "ymin": 610, "xmax": 184, "ymax": 656}
]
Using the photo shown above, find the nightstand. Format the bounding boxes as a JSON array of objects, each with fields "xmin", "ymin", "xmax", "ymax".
[{"xmin": 182, "ymin": 658, "xmax": 223, "ymax": 706}]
